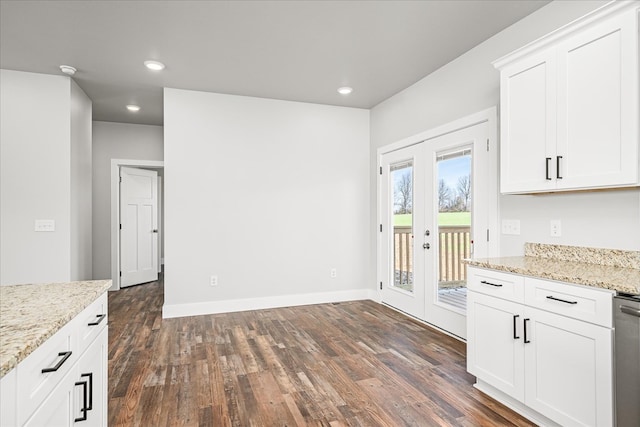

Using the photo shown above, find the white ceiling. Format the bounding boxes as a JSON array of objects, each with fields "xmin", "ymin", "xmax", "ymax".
[{"xmin": 0, "ymin": 0, "xmax": 550, "ymax": 126}]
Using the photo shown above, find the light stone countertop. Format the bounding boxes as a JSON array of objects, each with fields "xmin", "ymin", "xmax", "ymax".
[
  {"xmin": 0, "ymin": 280, "xmax": 111, "ymax": 378},
  {"xmin": 464, "ymin": 244, "xmax": 640, "ymax": 295}
]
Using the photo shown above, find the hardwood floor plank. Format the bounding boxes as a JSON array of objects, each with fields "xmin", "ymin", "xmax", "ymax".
[{"xmin": 108, "ymin": 279, "xmax": 536, "ymax": 426}]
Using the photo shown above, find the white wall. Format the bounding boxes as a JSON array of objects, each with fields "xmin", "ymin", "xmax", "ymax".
[
  {"xmin": 1, "ymin": 70, "xmax": 72, "ymax": 285},
  {"xmin": 370, "ymin": 1, "xmax": 639, "ymax": 264},
  {"xmin": 92, "ymin": 121, "xmax": 163, "ymax": 280},
  {"xmin": 0, "ymin": 70, "xmax": 94, "ymax": 285},
  {"xmin": 70, "ymin": 80, "xmax": 93, "ymax": 281},
  {"xmin": 164, "ymin": 89, "xmax": 370, "ymax": 315}
]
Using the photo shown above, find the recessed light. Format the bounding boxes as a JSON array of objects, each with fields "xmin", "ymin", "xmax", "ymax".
[
  {"xmin": 59, "ymin": 65, "xmax": 76, "ymax": 76},
  {"xmin": 337, "ymin": 86, "xmax": 353, "ymax": 95},
  {"xmin": 126, "ymin": 105, "xmax": 141, "ymax": 112},
  {"xmin": 144, "ymin": 60, "xmax": 165, "ymax": 71}
]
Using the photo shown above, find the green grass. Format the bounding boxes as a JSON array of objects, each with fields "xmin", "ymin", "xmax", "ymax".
[{"xmin": 394, "ymin": 212, "xmax": 470, "ymax": 226}]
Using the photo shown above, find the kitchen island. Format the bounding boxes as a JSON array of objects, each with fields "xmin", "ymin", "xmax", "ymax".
[{"xmin": 0, "ymin": 280, "xmax": 111, "ymax": 426}]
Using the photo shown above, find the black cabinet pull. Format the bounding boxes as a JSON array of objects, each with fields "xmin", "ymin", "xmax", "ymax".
[
  {"xmin": 41, "ymin": 351, "xmax": 72, "ymax": 373},
  {"xmin": 74, "ymin": 379, "xmax": 88, "ymax": 422},
  {"xmin": 88, "ymin": 314, "xmax": 106, "ymax": 326},
  {"xmin": 545, "ymin": 157, "xmax": 552, "ymax": 180},
  {"xmin": 480, "ymin": 280, "xmax": 503, "ymax": 288},
  {"xmin": 513, "ymin": 314, "xmax": 520, "ymax": 339},
  {"xmin": 524, "ymin": 318, "xmax": 531, "ymax": 344},
  {"xmin": 556, "ymin": 156, "xmax": 563, "ymax": 179},
  {"xmin": 546, "ymin": 295, "xmax": 577, "ymax": 305},
  {"xmin": 81, "ymin": 373, "xmax": 93, "ymax": 410}
]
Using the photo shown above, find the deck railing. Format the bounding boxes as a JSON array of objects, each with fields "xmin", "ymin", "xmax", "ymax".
[{"xmin": 393, "ymin": 225, "xmax": 470, "ymax": 285}]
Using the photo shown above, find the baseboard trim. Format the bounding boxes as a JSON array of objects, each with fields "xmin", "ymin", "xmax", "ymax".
[
  {"xmin": 473, "ymin": 380, "xmax": 560, "ymax": 427},
  {"xmin": 162, "ymin": 288, "xmax": 375, "ymax": 319}
]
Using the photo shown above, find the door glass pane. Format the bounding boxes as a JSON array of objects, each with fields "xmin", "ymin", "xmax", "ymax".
[
  {"xmin": 436, "ymin": 149, "xmax": 471, "ymax": 309},
  {"xmin": 391, "ymin": 161, "xmax": 413, "ymax": 292}
]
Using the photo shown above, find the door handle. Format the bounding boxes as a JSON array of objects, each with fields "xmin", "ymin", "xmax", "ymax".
[
  {"xmin": 556, "ymin": 156, "xmax": 563, "ymax": 179},
  {"xmin": 74, "ymin": 379, "xmax": 88, "ymax": 422},
  {"xmin": 524, "ymin": 318, "xmax": 531, "ymax": 344},
  {"xmin": 152, "ymin": 229, "xmax": 158, "ymax": 233},
  {"xmin": 545, "ymin": 157, "xmax": 552, "ymax": 180},
  {"xmin": 513, "ymin": 314, "xmax": 520, "ymax": 339},
  {"xmin": 423, "ymin": 243, "xmax": 430, "ymax": 249},
  {"xmin": 620, "ymin": 305, "xmax": 640, "ymax": 317}
]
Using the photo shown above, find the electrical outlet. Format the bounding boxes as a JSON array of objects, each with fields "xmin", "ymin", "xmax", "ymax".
[
  {"xmin": 501, "ymin": 219, "xmax": 521, "ymax": 235},
  {"xmin": 34, "ymin": 219, "xmax": 55, "ymax": 232},
  {"xmin": 330, "ymin": 268, "xmax": 337, "ymax": 278},
  {"xmin": 550, "ymin": 220, "xmax": 561, "ymax": 237},
  {"xmin": 210, "ymin": 275, "xmax": 218, "ymax": 286}
]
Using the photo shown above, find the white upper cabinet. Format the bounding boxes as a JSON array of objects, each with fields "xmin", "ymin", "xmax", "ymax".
[{"xmin": 495, "ymin": 3, "xmax": 639, "ymax": 194}]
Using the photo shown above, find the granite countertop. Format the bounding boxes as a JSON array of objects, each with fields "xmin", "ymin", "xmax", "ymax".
[
  {"xmin": 464, "ymin": 243, "xmax": 640, "ymax": 295},
  {"xmin": 0, "ymin": 280, "xmax": 111, "ymax": 378}
]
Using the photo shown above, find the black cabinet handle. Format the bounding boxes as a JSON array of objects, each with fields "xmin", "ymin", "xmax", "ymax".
[
  {"xmin": 546, "ymin": 295, "xmax": 577, "ymax": 305},
  {"xmin": 74, "ymin": 379, "xmax": 88, "ymax": 422},
  {"xmin": 480, "ymin": 280, "xmax": 503, "ymax": 288},
  {"xmin": 524, "ymin": 318, "xmax": 531, "ymax": 343},
  {"xmin": 545, "ymin": 157, "xmax": 552, "ymax": 180},
  {"xmin": 81, "ymin": 373, "xmax": 93, "ymax": 410},
  {"xmin": 556, "ymin": 156, "xmax": 563, "ymax": 179},
  {"xmin": 513, "ymin": 314, "xmax": 520, "ymax": 339},
  {"xmin": 88, "ymin": 314, "xmax": 106, "ymax": 326},
  {"xmin": 41, "ymin": 351, "xmax": 72, "ymax": 373}
]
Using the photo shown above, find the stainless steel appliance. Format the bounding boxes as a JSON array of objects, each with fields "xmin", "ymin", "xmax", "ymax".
[{"xmin": 614, "ymin": 294, "xmax": 640, "ymax": 427}]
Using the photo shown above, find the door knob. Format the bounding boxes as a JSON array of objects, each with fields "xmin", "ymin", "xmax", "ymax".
[
  {"xmin": 152, "ymin": 229, "xmax": 158, "ymax": 233},
  {"xmin": 423, "ymin": 243, "xmax": 430, "ymax": 249}
]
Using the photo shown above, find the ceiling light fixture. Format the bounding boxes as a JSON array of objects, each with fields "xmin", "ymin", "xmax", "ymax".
[
  {"xmin": 337, "ymin": 86, "xmax": 353, "ymax": 95},
  {"xmin": 144, "ymin": 60, "xmax": 165, "ymax": 71},
  {"xmin": 126, "ymin": 105, "xmax": 141, "ymax": 112},
  {"xmin": 59, "ymin": 65, "xmax": 76, "ymax": 76}
]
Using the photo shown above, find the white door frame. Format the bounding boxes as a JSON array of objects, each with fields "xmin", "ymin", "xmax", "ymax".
[
  {"xmin": 110, "ymin": 159, "xmax": 164, "ymax": 291},
  {"xmin": 376, "ymin": 107, "xmax": 499, "ymax": 336}
]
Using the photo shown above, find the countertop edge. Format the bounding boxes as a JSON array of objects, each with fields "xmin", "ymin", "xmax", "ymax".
[
  {"xmin": 463, "ymin": 258, "xmax": 638, "ymax": 295},
  {"xmin": 0, "ymin": 280, "xmax": 111, "ymax": 378}
]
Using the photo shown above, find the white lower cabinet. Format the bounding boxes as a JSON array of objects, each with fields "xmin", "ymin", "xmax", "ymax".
[
  {"xmin": 467, "ymin": 267, "xmax": 614, "ymax": 427},
  {"xmin": 524, "ymin": 307, "xmax": 612, "ymax": 427},
  {"xmin": 1, "ymin": 293, "xmax": 108, "ymax": 427}
]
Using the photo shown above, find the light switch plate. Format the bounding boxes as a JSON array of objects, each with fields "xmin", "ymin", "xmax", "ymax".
[
  {"xmin": 550, "ymin": 220, "xmax": 561, "ymax": 237},
  {"xmin": 34, "ymin": 219, "xmax": 55, "ymax": 232},
  {"xmin": 501, "ymin": 219, "xmax": 521, "ymax": 235}
]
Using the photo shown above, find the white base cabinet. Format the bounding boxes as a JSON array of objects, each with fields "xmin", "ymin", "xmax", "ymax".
[
  {"xmin": 0, "ymin": 293, "xmax": 108, "ymax": 427},
  {"xmin": 467, "ymin": 267, "xmax": 614, "ymax": 427}
]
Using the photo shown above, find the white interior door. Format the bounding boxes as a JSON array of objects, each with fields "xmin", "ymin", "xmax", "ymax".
[{"xmin": 120, "ymin": 167, "xmax": 158, "ymax": 287}]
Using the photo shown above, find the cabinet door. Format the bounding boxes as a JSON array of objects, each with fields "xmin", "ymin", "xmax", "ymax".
[
  {"xmin": 523, "ymin": 307, "xmax": 613, "ymax": 427},
  {"xmin": 76, "ymin": 327, "xmax": 108, "ymax": 427},
  {"xmin": 467, "ymin": 291, "xmax": 525, "ymax": 401},
  {"xmin": 556, "ymin": 10, "xmax": 639, "ymax": 190},
  {"xmin": 500, "ymin": 50, "xmax": 557, "ymax": 194}
]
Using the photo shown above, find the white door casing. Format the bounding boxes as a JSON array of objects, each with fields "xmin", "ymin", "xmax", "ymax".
[{"xmin": 120, "ymin": 167, "xmax": 158, "ymax": 287}]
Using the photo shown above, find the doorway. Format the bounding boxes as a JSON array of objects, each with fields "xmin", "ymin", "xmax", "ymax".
[
  {"xmin": 110, "ymin": 159, "xmax": 164, "ymax": 290},
  {"xmin": 378, "ymin": 109, "xmax": 498, "ymax": 339}
]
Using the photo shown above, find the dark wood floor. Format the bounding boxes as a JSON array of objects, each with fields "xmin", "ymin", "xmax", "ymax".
[{"xmin": 108, "ymin": 278, "xmax": 535, "ymax": 427}]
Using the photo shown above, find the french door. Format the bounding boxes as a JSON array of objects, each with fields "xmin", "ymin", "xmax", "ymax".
[{"xmin": 379, "ymin": 120, "xmax": 494, "ymax": 339}]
